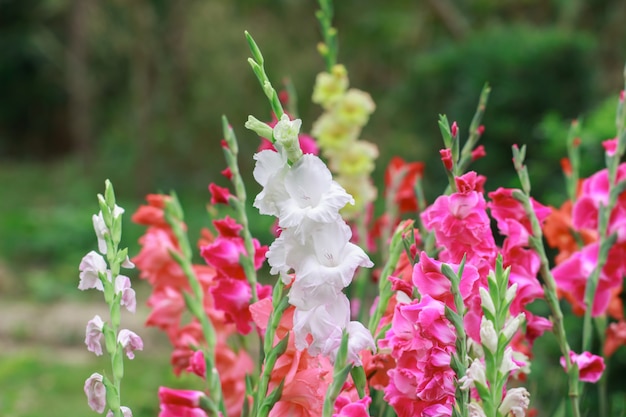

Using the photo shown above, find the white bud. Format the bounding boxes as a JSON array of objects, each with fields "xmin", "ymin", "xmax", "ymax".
[
  {"xmin": 498, "ymin": 387, "xmax": 530, "ymax": 417},
  {"xmin": 499, "ymin": 347, "xmax": 521, "ymax": 375},
  {"xmin": 468, "ymin": 403, "xmax": 487, "ymax": 417},
  {"xmin": 505, "ymin": 283, "xmax": 519, "ymax": 305},
  {"xmin": 245, "ymin": 115, "xmax": 274, "ymax": 138},
  {"xmin": 459, "ymin": 358, "xmax": 487, "ymax": 390},
  {"xmin": 503, "ymin": 312, "xmax": 525, "ymax": 341},
  {"xmin": 480, "ymin": 316, "xmax": 498, "ymax": 353},
  {"xmin": 479, "ymin": 286, "xmax": 496, "ymax": 316}
]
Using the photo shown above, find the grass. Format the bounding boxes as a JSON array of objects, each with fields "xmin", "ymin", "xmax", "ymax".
[{"xmin": 0, "ymin": 349, "xmax": 194, "ymax": 417}]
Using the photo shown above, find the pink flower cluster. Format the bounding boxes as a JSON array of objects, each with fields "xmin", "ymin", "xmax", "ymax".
[
  {"xmin": 132, "ymin": 195, "xmax": 257, "ymax": 417},
  {"xmin": 380, "ymin": 295, "xmax": 457, "ymax": 417}
]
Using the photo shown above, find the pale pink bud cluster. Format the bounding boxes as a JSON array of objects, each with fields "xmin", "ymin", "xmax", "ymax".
[{"xmin": 254, "ymin": 115, "xmax": 375, "ymax": 364}]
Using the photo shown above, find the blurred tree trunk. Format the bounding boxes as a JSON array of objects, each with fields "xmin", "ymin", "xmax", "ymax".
[
  {"xmin": 131, "ymin": 0, "xmax": 155, "ymax": 196},
  {"xmin": 425, "ymin": 0, "xmax": 470, "ymax": 40},
  {"xmin": 66, "ymin": 0, "xmax": 94, "ymax": 171},
  {"xmin": 166, "ymin": 0, "xmax": 189, "ymax": 130}
]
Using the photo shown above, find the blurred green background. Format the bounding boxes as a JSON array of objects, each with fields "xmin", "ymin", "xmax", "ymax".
[{"xmin": 1, "ymin": 0, "xmax": 625, "ymax": 415}]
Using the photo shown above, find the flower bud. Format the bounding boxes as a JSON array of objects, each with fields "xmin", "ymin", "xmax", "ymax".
[
  {"xmin": 479, "ymin": 286, "xmax": 496, "ymax": 316},
  {"xmin": 244, "ymin": 115, "xmax": 274, "ymax": 139},
  {"xmin": 498, "ymin": 387, "xmax": 530, "ymax": 417},
  {"xmin": 273, "ymin": 114, "xmax": 303, "ymax": 162},
  {"xmin": 480, "ymin": 316, "xmax": 498, "ymax": 353},
  {"xmin": 502, "ymin": 313, "xmax": 525, "ymax": 341}
]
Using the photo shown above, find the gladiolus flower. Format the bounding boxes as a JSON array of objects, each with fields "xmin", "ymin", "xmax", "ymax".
[
  {"xmin": 118, "ymin": 329, "xmax": 144, "ymax": 360},
  {"xmin": 85, "ymin": 315, "xmax": 105, "ymax": 356},
  {"xmin": 560, "ymin": 351, "xmax": 605, "ymax": 383},
  {"xmin": 209, "ymin": 183, "xmax": 232, "ymax": 205},
  {"xmin": 79, "ymin": 251, "xmax": 107, "ymax": 291},
  {"xmin": 84, "ymin": 373, "xmax": 107, "ymax": 413}
]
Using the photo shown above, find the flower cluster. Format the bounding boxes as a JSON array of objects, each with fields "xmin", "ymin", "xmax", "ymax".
[
  {"xmin": 253, "ymin": 114, "xmax": 376, "ymax": 364},
  {"xmin": 79, "ymin": 181, "xmax": 142, "ymax": 417},
  {"xmin": 77, "ymin": 8, "xmax": 626, "ymax": 417},
  {"xmin": 311, "ymin": 64, "xmax": 378, "ymax": 220}
]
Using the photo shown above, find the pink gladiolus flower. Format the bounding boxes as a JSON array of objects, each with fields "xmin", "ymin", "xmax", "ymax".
[
  {"xmin": 210, "ymin": 277, "xmax": 272, "ymax": 334},
  {"xmin": 115, "ymin": 275, "xmax": 136, "ymax": 313},
  {"xmin": 412, "ymin": 252, "xmax": 479, "ymax": 310},
  {"xmin": 200, "ymin": 217, "xmax": 267, "ymax": 280},
  {"xmin": 552, "ymin": 242, "xmax": 625, "ymax": 316},
  {"xmin": 118, "ymin": 329, "xmax": 143, "ymax": 360},
  {"xmin": 131, "ymin": 194, "xmax": 170, "ymax": 228},
  {"xmin": 604, "ymin": 320, "xmax": 626, "ymax": 357},
  {"xmin": 85, "ymin": 315, "xmax": 105, "ymax": 356},
  {"xmin": 382, "ymin": 296, "xmax": 456, "ymax": 417},
  {"xmin": 79, "ymin": 251, "xmax": 107, "ymax": 291},
  {"xmin": 488, "ymin": 187, "xmax": 550, "ymax": 250},
  {"xmin": 84, "ymin": 372, "xmax": 107, "ymax": 413},
  {"xmin": 560, "ymin": 351, "xmax": 605, "ymax": 383},
  {"xmin": 187, "ymin": 350, "xmax": 206, "ymax": 378},
  {"xmin": 334, "ymin": 395, "xmax": 372, "ymax": 417},
  {"xmin": 421, "ymin": 172, "xmax": 496, "ymax": 263},
  {"xmin": 158, "ymin": 387, "xmax": 208, "ymax": 417}
]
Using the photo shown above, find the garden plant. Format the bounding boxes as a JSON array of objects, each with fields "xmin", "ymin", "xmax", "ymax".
[{"xmin": 76, "ymin": 1, "xmax": 626, "ymax": 416}]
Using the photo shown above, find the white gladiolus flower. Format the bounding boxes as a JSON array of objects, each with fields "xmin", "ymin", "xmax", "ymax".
[
  {"xmin": 253, "ymin": 149, "xmax": 289, "ymax": 217},
  {"xmin": 292, "ymin": 293, "xmax": 350, "ymax": 355},
  {"xmin": 287, "ymin": 222, "xmax": 372, "ymax": 289},
  {"xmin": 278, "ymin": 154, "xmax": 354, "ymax": 237}
]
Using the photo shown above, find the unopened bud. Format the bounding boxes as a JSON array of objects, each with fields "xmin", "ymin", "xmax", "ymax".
[{"xmin": 479, "ymin": 287, "xmax": 496, "ymax": 316}]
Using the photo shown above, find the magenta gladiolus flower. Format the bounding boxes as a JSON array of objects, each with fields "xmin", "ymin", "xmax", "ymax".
[
  {"xmin": 560, "ymin": 351, "xmax": 605, "ymax": 383},
  {"xmin": 159, "ymin": 387, "xmax": 208, "ymax": 417},
  {"xmin": 334, "ymin": 395, "xmax": 372, "ymax": 417}
]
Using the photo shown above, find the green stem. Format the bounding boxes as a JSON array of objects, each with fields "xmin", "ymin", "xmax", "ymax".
[
  {"xmin": 165, "ymin": 197, "xmax": 227, "ymax": 417},
  {"xmin": 368, "ymin": 220, "xmax": 413, "ymax": 336},
  {"xmin": 512, "ymin": 189, "xmax": 580, "ymax": 417},
  {"xmin": 222, "ymin": 116, "xmax": 259, "ymax": 302}
]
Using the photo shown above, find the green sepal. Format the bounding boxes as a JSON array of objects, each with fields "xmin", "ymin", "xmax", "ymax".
[
  {"xmin": 98, "ymin": 194, "xmax": 112, "ymax": 229},
  {"xmin": 112, "ymin": 349, "xmax": 124, "ymax": 382},
  {"xmin": 222, "ymin": 115, "xmax": 239, "ymax": 154},
  {"xmin": 199, "ymin": 394, "xmax": 220, "ymax": 417},
  {"xmin": 244, "ymin": 31, "xmax": 264, "ymax": 66},
  {"xmin": 103, "ymin": 322, "xmax": 117, "ymax": 354},
  {"xmin": 103, "ymin": 375, "xmax": 120, "ymax": 411},
  {"xmin": 248, "ymin": 58, "xmax": 265, "ymax": 87},
  {"xmin": 438, "ymin": 115, "xmax": 452, "ymax": 149},
  {"xmin": 104, "ymin": 179, "xmax": 116, "ymax": 210},
  {"xmin": 111, "ymin": 215, "xmax": 122, "ymax": 249},
  {"xmin": 335, "ymin": 330, "xmax": 349, "ymax": 368},
  {"xmin": 182, "ymin": 290, "xmax": 204, "ymax": 320},
  {"xmin": 350, "ymin": 366, "xmax": 367, "ymax": 399},
  {"xmin": 258, "ymin": 379, "xmax": 285, "ymax": 417}
]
